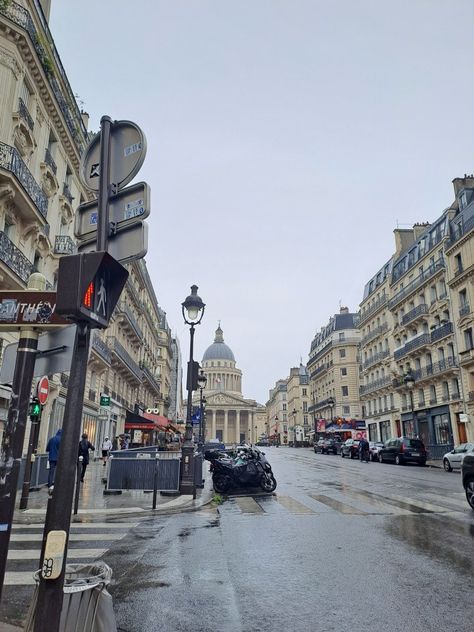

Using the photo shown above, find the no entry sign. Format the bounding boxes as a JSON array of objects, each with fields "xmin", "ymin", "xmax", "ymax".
[{"xmin": 37, "ymin": 376, "xmax": 49, "ymax": 405}]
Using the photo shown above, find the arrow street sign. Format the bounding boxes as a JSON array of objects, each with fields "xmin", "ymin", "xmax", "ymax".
[
  {"xmin": 80, "ymin": 120, "xmax": 147, "ymax": 192},
  {"xmin": 78, "ymin": 222, "xmax": 148, "ymax": 264},
  {"xmin": 0, "ymin": 292, "xmax": 68, "ymax": 331},
  {"xmin": 74, "ymin": 182, "xmax": 150, "ymax": 240}
]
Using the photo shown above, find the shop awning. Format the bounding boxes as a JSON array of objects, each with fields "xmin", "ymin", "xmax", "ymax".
[
  {"xmin": 125, "ymin": 422, "xmax": 155, "ymax": 431},
  {"xmin": 143, "ymin": 411, "xmax": 172, "ymax": 431}
]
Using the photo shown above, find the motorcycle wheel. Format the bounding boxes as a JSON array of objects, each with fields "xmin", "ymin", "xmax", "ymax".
[
  {"xmin": 260, "ymin": 473, "xmax": 277, "ymax": 493},
  {"xmin": 213, "ymin": 474, "xmax": 230, "ymax": 493}
]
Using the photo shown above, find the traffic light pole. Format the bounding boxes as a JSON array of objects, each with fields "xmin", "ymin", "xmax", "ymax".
[{"xmin": 0, "ymin": 329, "xmax": 39, "ymax": 599}]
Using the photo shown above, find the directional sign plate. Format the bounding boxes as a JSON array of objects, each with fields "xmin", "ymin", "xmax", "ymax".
[
  {"xmin": 80, "ymin": 120, "xmax": 147, "ymax": 192},
  {"xmin": 0, "ymin": 292, "xmax": 69, "ymax": 331},
  {"xmin": 77, "ymin": 222, "xmax": 148, "ymax": 264},
  {"xmin": 74, "ymin": 182, "xmax": 150, "ymax": 240}
]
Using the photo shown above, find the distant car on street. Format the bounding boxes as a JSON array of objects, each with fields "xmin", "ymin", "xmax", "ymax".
[
  {"xmin": 442, "ymin": 443, "xmax": 474, "ymax": 472},
  {"xmin": 322, "ymin": 438, "xmax": 342, "ymax": 455},
  {"xmin": 340, "ymin": 439, "xmax": 360, "ymax": 459},
  {"xmin": 461, "ymin": 453, "xmax": 474, "ymax": 510},
  {"xmin": 314, "ymin": 438, "xmax": 326, "ymax": 454},
  {"xmin": 368, "ymin": 441, "xmax": 384, "ymax": 462},
  {"xmin": 378, "ymin": 437, "xmax": 427, "ymax": 466}
]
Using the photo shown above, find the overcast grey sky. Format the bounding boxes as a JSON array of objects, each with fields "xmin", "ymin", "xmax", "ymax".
[{"xmin": 51, "ymin": 0, "xmax": 474, "ymax": 404}]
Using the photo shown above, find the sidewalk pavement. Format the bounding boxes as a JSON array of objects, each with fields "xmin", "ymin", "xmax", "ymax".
[{"xmin": 13, "ymin": 459, "xmax": 215, "ymax": 524}]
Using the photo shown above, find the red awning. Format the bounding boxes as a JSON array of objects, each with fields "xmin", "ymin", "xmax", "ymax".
[
  {"xmin": 142, "ymin": 411, "xmax": 171, "ymax": 431},
  {"xmin": 124, "ymin": 422, "xmax": 155, "ymax": 431}
]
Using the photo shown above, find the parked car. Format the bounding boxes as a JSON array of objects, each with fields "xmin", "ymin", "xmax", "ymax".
[
  {"xmin": 378, "ymin": 437, "xmax": 427, "ymax": 466},
  {"xmin": 321, "ymin": 438, "xmax": 342, "ymax": 455},
  {"xmin": 461, "ymin": 453, "xmax": 474, "ymax": 510},
  {"xmin": 368, "ymin": 441, "xmax": 384, "ymax": 462},
  {"xmin": 442, "ymin": 443, "xmax": 474, "ymax": 472},
  {"xmin": 340, "ymin": 439, "xmax": 360, "ymax": 459},
  {"xmin": 314, "ymin": 438, "xmax": 326, "ymax": 454}
]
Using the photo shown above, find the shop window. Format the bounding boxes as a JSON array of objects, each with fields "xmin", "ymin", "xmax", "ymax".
[{"xmin": 433, "ymin": 414, "xmax": 450, "ymax": 444}]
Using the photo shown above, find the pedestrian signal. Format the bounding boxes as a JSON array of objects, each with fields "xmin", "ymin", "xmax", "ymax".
[
  {"xmin": 29, "ymin": 398, "xmax": 41, "ymax": 418},
  {"xmin": 56, "ymin": 252, "xmax": 129, "ymax": 329}
]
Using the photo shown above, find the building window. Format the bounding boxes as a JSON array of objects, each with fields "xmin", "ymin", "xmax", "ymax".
[
  {"xmin": 343, "ymin": 405, "xmax": 350, "ymax": 415},
  {"xmin": 380, "ymin": 421, "xmax": 391, "ymax": 443},
  {"xmin": 302, "ymin": 388, "xmax": 307, "ymax": 396},
  {"xmin": 459, "ymin": 288, "xmax": 468, "ymax": 307},
  {"xmin": 341, "ymin": 368, "xmax": 347, "ymax": 376},
  {"xmin": 302, "ymin": 402, "xmax": 308, "ymax": 413},
  {"xmin": 418, "ymin": 389, "xmax": 425, "ymax": 407},
  {"xmin": 342, "ymin": 386, "xmax": 348, "ymax": 397},
  {"xmin": 282, "ymin": 403, "xmax": 287, "ymax": 411},
  {"xmin": 429, "ymin": 385, "xmax": 437, "ymax": 404},
  {"xmin": 433, "ymin": 414, "xmax": 450, "ymax": 444},
  {"xmin": 455, "ymin": 254, "xmax": 463, "ymax": 274},
  {"xmin": 464, "ymin": 328, "xmax": 474, "ymax": 351},
  {"xmin": 339, "ymin": 332, "xmax": 345, "ymax": 341},
  {"xmin": 339, "ymin": 349, "xmax": 346, "ymax": 358}
]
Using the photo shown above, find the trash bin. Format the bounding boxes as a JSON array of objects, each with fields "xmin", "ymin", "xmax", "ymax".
[{"xmin": 24, "ymin": 562, "xmax": 117, "ymax": 632}]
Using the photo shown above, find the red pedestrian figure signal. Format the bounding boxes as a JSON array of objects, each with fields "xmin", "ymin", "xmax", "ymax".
[{"xmin": 83, "ymin": 282, "xmax": 94, "ymax": 309}]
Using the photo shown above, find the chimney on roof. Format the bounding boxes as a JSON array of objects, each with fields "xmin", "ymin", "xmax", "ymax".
[
  {"xmin": 81, "ymin": 111, "xmax": 90, "ymax": 131},
  {"xmin": 452, "ymin": 175, "xmax": 474, "ymax": 197},
  {"xmin": 339, "ymin": 306, "xmax": 349, "ymax": 314},
  {"xmin": 393, "ymin": 228, "xmax": 415, "ymax": 257},
  {"xmin": 413, "ymin": 222, "xmax": 430, "ymax": 241}
]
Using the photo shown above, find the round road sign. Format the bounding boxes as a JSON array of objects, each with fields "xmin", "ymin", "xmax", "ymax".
[
  {"xmin": 80, "ymin": 119, "xmax": 147, "ymax": 192},
  {"xmin": 37, "ymin": 376, "xmax": 49, "ymax": 405}
]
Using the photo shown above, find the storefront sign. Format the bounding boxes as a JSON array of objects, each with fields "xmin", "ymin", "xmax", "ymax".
[{"xmin": 316, "ymin": 420, "xmax": 326, "ymax": 432}]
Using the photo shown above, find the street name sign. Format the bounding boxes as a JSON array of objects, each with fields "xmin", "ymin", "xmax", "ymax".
[
  {"xmin": 80, "ymin": 120, "xmax": 147, "ymax": 192},
  {"xmin": 0, "ymin": 291, "xmax": 68, "ymax": 331},
  {"xmin": 74, "ymin": 182, "xmax": 150, "ymax": 240},
  {"xmin": 77, "ymin": 222, "xmax": 148, "ymax": 264}
]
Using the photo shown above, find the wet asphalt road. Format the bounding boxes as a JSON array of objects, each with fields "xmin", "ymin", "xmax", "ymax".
[{"xmin": 104, "ymin": 447, "xmax": 474, "ymax": 632}]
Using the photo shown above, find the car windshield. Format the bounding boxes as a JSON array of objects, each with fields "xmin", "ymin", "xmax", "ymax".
[{"xmin": 404, "ymin": 439, "xmax": 424, "ymax": 449}]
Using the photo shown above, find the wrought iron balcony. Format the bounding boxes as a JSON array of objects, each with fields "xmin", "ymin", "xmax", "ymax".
[
  {"xmin": 389, "ymin": 259, "xmax": 446, "ymax": 309},
  {"xmin": 117, "ymin": 301, "xmax": 143, "ymax": 339},
  {"xmin": 140, "ymin": 362, "xmax": 161, "ymax": 395},
  {"xmin": 0, "ymin": 230, "xmax": 34, "ymax": 283},
  {"xmin": 18, "ymin": 97, "xmax": 34, "ymax": 131},
  {"xmin": 44, "ymin": 148, "xmax": 57, "ymax": 175},
  {"xmin": 362, "ymin": 349, "xmax": 390, "ymax": 369},
  {"xmin": 359, "ymin": 375, "xmax": 392, "ymax": 395},
  {"xmin": 459, "ymin": 304, "xmax": 471, "ymax": 318},
  {"xmin": 91, "ymin": 334, "xmax": 111, "ymax": 364},
  {"xmin": 62, "ymin": 182, "xmax": 74, "ymax": 204},
  {"xmin": 393, "ymin": 333, "xmax": 431, "ymax": 361},
  {"xmin": 109, "ymin": 337, "xmax": 142, "ymax": 381},
  {"xmin": 359, "ymin": 294, "xmax": 388, "ymax": 325},
  {"xmin": 360, "ymin": 322, "xmax": 388, "ymax": 347},
  {"xmin": 310, "ymin": 362, "xmax": 331, "ymax": 379},
  {"xmin": 430, "ymin": 321, "xmax": 453, "ymax": 343},
  {"xmin": 0, "ymin": 142, "xmax": 48, "ymax": 218},
  {"xmin": 401, "ymin": 304, "xmax": 428, "ymax": 326},
  {"xmin": 411, "ymin": 357, "xmax": 458, "ymax": 382},
  {"xmin": 54, "ymin": 235, "xmax": 76, "ymax": 255}
]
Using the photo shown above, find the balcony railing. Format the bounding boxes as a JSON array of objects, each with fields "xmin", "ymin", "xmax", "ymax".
[
  {"xmin": 310, "ymin": 362, "xmax": 331, "ymax": 378},
  {"xmin": 360, "ymin": 322, "xmax": 388, "ymax": 347},
  {"xmin": 362, "ymin": 349, "xmax": 390, "ymax": 369},
  {"xmin": 448, "ymin": 213, "xmax": 474, "ymax": 247},
  {"xmin": 389, "ymin": 259, "xmax": 446, "ymax": 309},
  {"xmin": 401, "ymin": 304, "xmax": 428, "ymax": 326},
  {"xmin": 18, "ymin": 97, "xmax": 34, "ymax": 131},
  {"xmin": 91, "ymin": 334, "xmax": 111, "ymax": 364},
  {"xmin": 62, "ymin": 182, "xmax": 74, "ymax": 204},
  {"xmin": 0, "ymin": 1, "xmax": 88, "ymax": 150},
  {"xmin": 0, "ymin": 142, "xmax": 48, "ymax": 217},
  {"xmin": 359, "ymin": 294, "xmax": 388, "ymax": 324},
  {"xmin": 0, "ymin": 230, "xmax": 34, "ymax": 283},
  {"xmin": 360, "ymin": 375, "xmax": 392, "ymax": 395},
  {"xmin": 411, "ymin": 357, "xmax": 458, "ymax": 381},
  {"xmin": 54, "ymin": 235, "xmax": 76, "ymax": 255},
  {"xmin": 430, "ymin": 321, "xmax": 453, "ymax": 343},
  {"xmin": 118, "ymin": 301, "xmax": 143, "ymax": 339},
  {"xmin": 44, "ymin": 148, "xmax": 57, "ymax": 175},
  {"xmin": 394, "ymin": 333, "xmax": 431, "ymax": 361},
  {"xmin": 459, "ymin": 304, "xmax": 471, "ymax": 318},
  {"xmin": 140, "ymin": 362, "xmax": 161, "ymax": 395},
  {"xmin": 110, "ymin": 337, "xmax": 142, "ymax": 381}
]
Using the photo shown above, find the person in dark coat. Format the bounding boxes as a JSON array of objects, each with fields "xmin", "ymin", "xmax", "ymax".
[
  {"xmin": 78, "ymin": 433, "xmax": 95, "ymax": 482},
  {"xmin": 46, "ymin": 428, "xmax": 62, "ymax": 491}
]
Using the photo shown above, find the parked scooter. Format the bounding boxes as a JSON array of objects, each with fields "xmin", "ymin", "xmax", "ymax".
[{"xmin": 204, "ymin": 446, "xmax": 277, "ymax": 494}]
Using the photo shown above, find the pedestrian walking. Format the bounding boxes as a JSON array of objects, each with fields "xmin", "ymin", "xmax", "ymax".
[
  {"xmin": 78, "ymin": 433, "xmax": 95, "ymax": 482},
  {"xmin": 46, "ymin": 428, "xmax": 62, "ymax": 493},
  {"xmin": 101, "ymin": 436, "xmax": 113, "ymax": 465},
  {"xmin": 359, "ymin": 437, "xmax": 369, "ymax": 463}
]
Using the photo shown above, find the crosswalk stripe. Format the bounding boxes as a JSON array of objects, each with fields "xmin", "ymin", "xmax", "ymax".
[
  {"xmin": 234, "ymin": 498, "xmax": 264, "ymax": 514},
  {"xmin": 309, "ymin": 494, "xmax": 368, "ymax": 515},
  {"xmin": 8, "ymin": 548, "xmax": 106, "ymax": 560},
  {"xmin": 10, "ymin": 533, "xmax": 125, "ymax": 542},
  {"xmin": 12, "ymin": 522, "xmax": 139, "ymax": 530},
  {"xmin": 3, "ymin": 572, "xmax": 36, "ymax": 586},
  {"xmin": 340, "ymin": 489, "xmax": 412, "ymax": 515},
  {"xmin": 423, "ymin": 493, "xmax": 468, "ymax": 511},
  {"xmin": 275, "ymin": 496, "xmax": 316, "ymax": 514}
]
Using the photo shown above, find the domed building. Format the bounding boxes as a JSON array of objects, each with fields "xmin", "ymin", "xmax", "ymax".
[{"xmin": 195, "ymin": 324, "xmax": 265, "ymax": 443}]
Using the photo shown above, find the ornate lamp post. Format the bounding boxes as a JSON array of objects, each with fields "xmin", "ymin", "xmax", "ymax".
[
  {"xmin": 327, "ymin": 396, "xmax": 335, "ymax": 422},
  {"xmin": 180, "ymin": 285, "xmax": 205, "ymax": 495},
  {"xmin": 403, "ymin": 370, "xmax": 416, "ymax": 438},
  {"xmin": 292, "ymin": 408, "xmax": 298, "ymax": 447},
  {"xmin": 197, "ymin": 370, "xmax": 207, "ymax": 445}
]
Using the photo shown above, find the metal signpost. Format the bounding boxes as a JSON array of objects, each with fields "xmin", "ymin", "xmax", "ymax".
[{"xmin": 32, "ymin": 116, "xmax": 150, "ymax": 632}]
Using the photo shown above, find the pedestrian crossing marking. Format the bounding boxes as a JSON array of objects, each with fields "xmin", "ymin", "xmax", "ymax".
[
  {"xmin": 308, "ymin": 494, "xmax": 368, "ymax": 515},
  {"xmin": 3, "ymin": 572, "xmax": 36, "ymax": 586},
  {"xmin": 10, "ymin": 532, "xmax": 125, "ymax": 542},
  {"xmin": 339, "ymin": 489, "xmax": 412, "ymax": 515},
  {"xmin": 8, "ymin": 548, "xmax": 107, "ymax": 560},
  {"xmin": 234, "ymin": 498, "xmax": 264, "ymax": 514},
  {"xmin": 12, "ymin": 522, "xmax": 139, "ymax": 530},
  {"xmin": 275, "ymin": 496, "xmax": 316, "ymax": 514}
]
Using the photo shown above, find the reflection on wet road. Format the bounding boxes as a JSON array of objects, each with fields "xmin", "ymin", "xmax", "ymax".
[{"xmin": 105, "ymin": 447, "xmax": 473, "ymax": 632}]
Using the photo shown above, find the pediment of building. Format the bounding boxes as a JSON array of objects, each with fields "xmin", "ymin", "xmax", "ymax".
[{"xmin": 204, "ymin": 391, "xmax": 253, "ymax": 407}]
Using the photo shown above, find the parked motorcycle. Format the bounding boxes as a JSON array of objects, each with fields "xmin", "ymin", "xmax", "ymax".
[{"xmin": 204, "ymin": 447, "xmax": 277, "ymax": 494}]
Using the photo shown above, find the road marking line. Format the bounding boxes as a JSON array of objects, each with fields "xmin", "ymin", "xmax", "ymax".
[
  {"xmin": 3, "ymin": 572, "xmax": 36, "ymax": 586},
  {"xmin": 275, "ymin": 496, "xmax": 316, "ymax": 514},
  {"xmin": 10, "ymin": 533, "xmax": 124, "ymax": 542},
  {"xmin": 233, "ymin": 498, "xmax": 264, "ymax": 514},
  {"xmin": 341, "ymin": 490, "xmax": 412, "ymax": 515},
  {"xmin": 12, "ymin": 522, "xmax": 139, "ymax": 530},
  {"xmin": 7, "ymin": 548, "xmax": 107, "ymax": 560},
  {"xmin": 22, "ymin": 508, "xmax": 145, "ymax": 514},
  {"xmin": 309, "ymin": 494, "xmax": 368, "ymax": 515}
]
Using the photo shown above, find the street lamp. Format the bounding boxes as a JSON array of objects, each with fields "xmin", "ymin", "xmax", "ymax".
[
  {"xmin": 327, "ymin": 396, "xmax": 335, "ymax": 422},
  {"xmin": 197, "ymin": 370, "xmax": 207, "ymax": 445},
  {"xmin": 180, "ymin": 285, "xmax": 205, "ymax": 496},
  {"xmin": 254, "ymin": 424, "xmax": 258, "ymax": 444},
  {"xmin": 292, "ymin": 408, "xmax": 298, "ymax": 447},
  {"xmin": 403, "ymin": 370, "xmax": 416, "ymax": 438}
]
